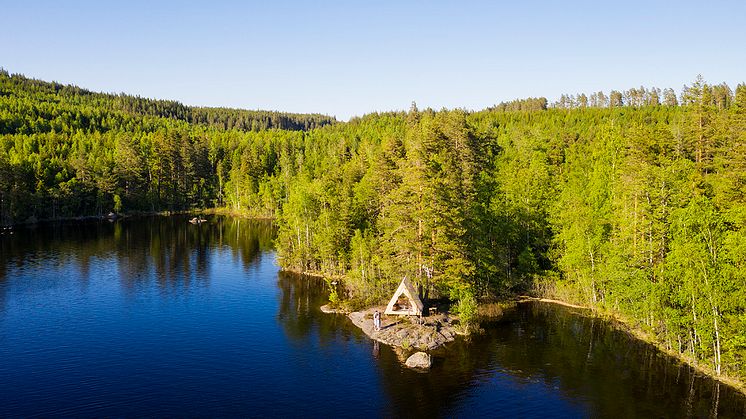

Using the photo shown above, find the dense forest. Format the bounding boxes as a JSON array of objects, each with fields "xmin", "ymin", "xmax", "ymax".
[{"xmin": 1, "ymin": 70, "xmax": 745, "ymax": 382}]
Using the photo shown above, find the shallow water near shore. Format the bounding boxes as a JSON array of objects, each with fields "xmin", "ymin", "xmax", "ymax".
[{"xmin": 1, "ymin": 215, "xmax": 744, "ymax": 417}]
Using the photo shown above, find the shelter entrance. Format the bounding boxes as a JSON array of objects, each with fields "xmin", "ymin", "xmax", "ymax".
[{"xmin": 385, "ymin": 277, "xmax": 424, "ymax": 316}]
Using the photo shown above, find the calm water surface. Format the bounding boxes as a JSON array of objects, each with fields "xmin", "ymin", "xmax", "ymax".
[{"xmin": 1, "ymin": 216, "xmax": 744, "ymax": 418}]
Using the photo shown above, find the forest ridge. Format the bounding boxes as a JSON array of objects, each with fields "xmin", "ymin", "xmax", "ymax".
[{"xmin": 1, "ymin": 70, "xmax": 745, "ymax": 383}]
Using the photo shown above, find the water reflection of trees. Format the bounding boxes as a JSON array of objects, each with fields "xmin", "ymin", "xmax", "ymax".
[
  {"xmin": 273, "ymin": 279, "xmax": 746, "ymax": 418},
  {"xmin": 367, "ymin": 303, "xmax": 746, "ymax": 417},
  {"xmin": 372, "ymin": 326, "xmax": 498, "ymax": 417},
  {"xmin": 457, "ymin": 303, "xmax": 746, "ymax": 418},
  {"xmin": 276, "ymin": 271, "xmax": 351, "ymax": 345},
  {"xmin": 274, "ymin": 272, "xmax": 506, "ymax": 417},
  {"xmin": 0, "ymin": 216, "xmax": 275, "ymax": 301}
]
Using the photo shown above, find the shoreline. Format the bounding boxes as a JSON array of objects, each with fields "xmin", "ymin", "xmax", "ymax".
[
  {"xmin": 279, "ymin": 268, "xmax": 345, "ymax": 283},
  {"xmin": 516, "ymin": 296, "xmax": 590, "ymax": 310},
  {"xmin": 1, "ymin": 209, "xmax": 199, "ymax": 228},
  {"xmin": 0, "ymin": 206, "xmax": 275, "ymax": 229},
  {"xmin": 200, "ymin": 207, "xmax": 275, "ymax": 221},
  {"xmin": 320, "ymin": 291, "xmax": 746, "ymax": 393},
  {"xmin": 518, "ymin": 296, "xmax": 746, "ymax": 396}
]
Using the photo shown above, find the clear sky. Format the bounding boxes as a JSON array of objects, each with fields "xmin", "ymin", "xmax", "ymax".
[{"xmin": 2, "ymin": 0, "xmax": 745, "ymax": 120}]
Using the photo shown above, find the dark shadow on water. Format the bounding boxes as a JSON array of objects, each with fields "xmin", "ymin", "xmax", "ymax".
[
  {"xmin": 276, "ymin": 271, "xmax": 356, "ymax": 347},
  {"xmin": 447, "ymin": 302, "xmax": 746, "ymax": 418}
]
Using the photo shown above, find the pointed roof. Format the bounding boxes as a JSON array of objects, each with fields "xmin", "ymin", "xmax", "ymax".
[{"xmin": 385, "ymin": 277, "xmax": 424, "ymax": 316}]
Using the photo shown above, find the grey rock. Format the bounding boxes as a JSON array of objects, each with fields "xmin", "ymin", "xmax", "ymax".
[{"xmin": 405, "ymin": 352, "xmax": 432, "ymax": 369}]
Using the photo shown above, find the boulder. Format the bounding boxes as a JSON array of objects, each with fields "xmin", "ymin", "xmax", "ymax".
[
  {"xmin": 320, "ymin": 304, "xmax": 337, "ymax": 313},
  {"xmin": 405, "ymin": 352, "xmax": 432, "ymax": 369}
]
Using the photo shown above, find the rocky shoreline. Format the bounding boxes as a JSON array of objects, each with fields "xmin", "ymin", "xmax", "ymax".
[{"xmin": 321, "ymin": 304, "xmax": 463, "ymax": 369}]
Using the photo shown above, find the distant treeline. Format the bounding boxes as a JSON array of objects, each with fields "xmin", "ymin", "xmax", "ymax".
[
  {"xmin": 489, "ymin": 97, "xmax": 548, "ymax": 112},
  {"xmin": 551, "ymin": 82, "xmax": 737, "ymax": 109},
  {"xmin": 488, "ymin": 78, "xmax": 739, "ymax": 111},
  {"xmin": 1, "ymin": 71, "xmax": 745, "ymax": 382},
  {"xmin": 0, "ymin": 70, "xmax": 336, "ymax": 134}
]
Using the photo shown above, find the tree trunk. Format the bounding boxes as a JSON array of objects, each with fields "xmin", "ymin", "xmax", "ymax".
[{"xmin": 713, "ymin": 307, "xmax": 721, "ymax": 375}]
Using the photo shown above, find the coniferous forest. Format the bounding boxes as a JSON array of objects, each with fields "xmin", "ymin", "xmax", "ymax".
[{"xmin": 1, "ymin": 70, "xmax": 745, "ymax": 382}]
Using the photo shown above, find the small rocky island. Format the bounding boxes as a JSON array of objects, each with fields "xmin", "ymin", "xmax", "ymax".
[
  {"xmin": 321, "ymin": 304, "xmax": 462, "ymax": 369},
  {"xmin": 320, "ymin": 277, "xmax": 469, "ymax": 369},
  {"xmin": 347, "ymin": 306, "xmax": 459, "ymax": 351}
]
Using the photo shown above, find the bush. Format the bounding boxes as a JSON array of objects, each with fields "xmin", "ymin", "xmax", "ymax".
[
  {"xmin": 325, "ymin": 278, "xmax": 340, "ymax": 307},
  {"xmin": 454, "ymin": 291, "xmax": 478, "ymax": 332}
]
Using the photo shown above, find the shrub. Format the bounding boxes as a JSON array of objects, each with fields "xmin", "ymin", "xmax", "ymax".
[
  {"xmin": 454, "ymin": 291, "xmax": 478, "ymax": 332},
  {"xmin": 325, "ymin": 278, "xmax": 340, "ymax": 307}
]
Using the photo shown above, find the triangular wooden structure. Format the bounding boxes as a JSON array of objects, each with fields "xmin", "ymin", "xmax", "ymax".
[{"xmin": 385, "ymin": 277, "xmax": 424, "ymax": 316}]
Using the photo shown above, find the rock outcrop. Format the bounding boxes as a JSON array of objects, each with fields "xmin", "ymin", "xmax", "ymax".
[
  {"xmin": 348, "ymin": 307, "xmax": 458, "ymax": 351},
  {"xmin": 320, "ymin": 304, "xmax": 348, "ymax": 314}
]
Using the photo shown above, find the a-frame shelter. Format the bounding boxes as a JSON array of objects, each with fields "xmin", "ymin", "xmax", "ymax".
[{"xmin": 385, "ymin": 277, "xmax": 424, "ymax": 316}]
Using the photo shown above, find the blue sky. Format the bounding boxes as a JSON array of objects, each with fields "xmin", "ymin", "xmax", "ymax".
[{"xmin": 2, "ymin": 1, "xmax": 745, "ymax": 120}]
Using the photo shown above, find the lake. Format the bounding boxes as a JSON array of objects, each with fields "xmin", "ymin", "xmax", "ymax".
[{"xmin": 1, "ymin": 215, "xmax": 744, "ymax": 417}]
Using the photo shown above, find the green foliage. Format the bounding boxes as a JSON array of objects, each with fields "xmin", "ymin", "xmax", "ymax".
[
  {"xmin": 454, "ymin": 291, "xmax": 479, "ymax": 331},
  {"xmin": 113, "ymin": 194, "xmax": 122, "ymax": 213},
  {"xmin": 325, "ymin": 278, "xmax": 340, "ymax": 307},
  {"xmin": 401, "ymin": 337, "xmax": 411, "ymax": 350}
]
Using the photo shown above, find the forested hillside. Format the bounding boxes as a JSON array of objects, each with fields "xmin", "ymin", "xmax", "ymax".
[
  {"xmin": 0, "ymin": 70, "xmax": 333, "ymax": 218},
  {"xmin": 0, "ymin": 71, "xmax": 336, "ymax": 133},
  {"xmin": 1, "ymin": 70, "xmax": 744, "ymax": 381}
]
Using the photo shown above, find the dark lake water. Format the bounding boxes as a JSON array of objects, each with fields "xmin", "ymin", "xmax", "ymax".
[{"xmin": 1, "ymin": 215, "xmax": 745, "ymax": 418}]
